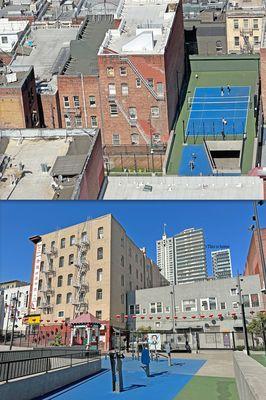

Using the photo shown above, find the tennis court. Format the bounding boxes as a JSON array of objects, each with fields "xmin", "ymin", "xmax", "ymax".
[
  {"xmin": 186, "ymin": 86, "xmax": 250, "ymax": 138},
  {"xmin": 178, "ymin": 145, "xmax": 213, "ymax": 176}
]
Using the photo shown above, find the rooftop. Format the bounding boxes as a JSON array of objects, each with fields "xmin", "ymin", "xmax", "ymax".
[
  {"xmin": 0, "ymin": 129, "xmax": 99, "ymax": 200},
  {"xmin": 99, "ymin": 0, "xmax": 178, "ymax": 55},
  {"xmin": 12, "ymin": 26, "xmax": 79, "ymax": 81},
  {"xmin": 63, "ymin": 15, "xmax": 114, "ymax": 76},
  {"xmin": 227, "ymin": 0, "xmax": 265, "ymax": 14},
  {"xmin": 0, "ymin": 66, "xmax": 33, "ymax": 88},
  {"xmin": 0, "ymin": 18, "xmax": 28, "ymax": 34},
  {"xmin": 102, "ymin": 176, "xmax": 264, "ymax": 199}
]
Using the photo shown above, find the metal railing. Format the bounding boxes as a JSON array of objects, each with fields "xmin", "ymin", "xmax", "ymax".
[{"xmin": 0, "ymin": 349, "xmax": 100, "ymax": 383}]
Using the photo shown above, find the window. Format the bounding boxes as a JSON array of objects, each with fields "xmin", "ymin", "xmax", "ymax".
[
  {"xmin": 110, "ymin": 102, "xmax": 118, "ymax": 116},
  {"xmin": 121, "ymin": 293, "xmax": 124, "ymax": 304},
  {"xmin": 75, "ymin": 116, "xmax": 82, "ymax": 128},
  {"xmin": 129, "ymin": 264, "xmax": 132, "ymax": 274},
  {"xmin": 47, "ymin": 277, "xmax": 52, "ymax": 289},
  {"xmin": 209, "ymin": 297, "xmax": 217, "ymax": 310},
  {"xmin": 200, "ymin": 297, "xmax": 217, "ymax": 311},
  {"xmin": 220, "ymin": 302, "xmax": 226, "ymax": 310},
  {"xmin": 136, "ymin": 78, "xmax": 141, "ymax": 88},
  {"xmin": 120, "ymin": 66, "xmax": 127, "ymax": 76},
  {"xmin": 69, "ymin": 254, "xmax": 74, "ymax": 265},
  {"xmin": 91, "ymin": 116, "xmax": 98, "ymax": 128},
  {"xmin": 131, "ymin": 133, "xmax": 139, "ymax": 145},
  {"xmin": 147, "ymin": 78, "xmax": 154, "ymax": 88},
  {"xmin": 81, "ymin": 231, "xmax": 88, "ymax": 242},
  {"xmin": 251, "ymin": 294, "xmax": 259, "ymax": 307},
  {"xmin": 37, "ymin": 297, "xmax": 41, "ymax": 307},
  {"xmin": 1, "ymin": 36, "xmax": 8, "ymax": 44},
  {"xmin": 67, "ymin": 274, "xmax": 73, "ymax": 286},
  {"xmin": 66, "ymin": 292, "xmax": 72, "ymax": 304},
  {"xmin": 129, "ymin": 107, "xmax": 137, "ymax": 120},
  {"xmin": 97, "ymin": 227, "xmax": 104, "ymax": 239},
  {"xmin": 121, "ymin": 83, "xmax": 129, "ymax": 96},
  {"xmin": 108, "ymin": 83, "xmax": 116, "ymax": 96},
  {"xmin": 150, "ymin": 302, "xmax": 162, "ymax": 313},
  {"xmin": 135, "ymin": 304, "xmax": 140, "ymax": 314},
  {"xmin": 233, "ymin": 19, "xmax": 239, "ymax": 29},
  {"xmin": 243, "ymin": 19, "xmax": 249, "ymax": 29},
  {"xmin": 112, "ymin": 133, "xmax": 120, "ymax": 145},
  {"xmin": 96, "ymin": 289, "xmax": 103, "ymax": 300},
  {"xmin": 38, "ymin": 279, "xmax": 42, "ymax": 290},
  {"xmin": 230, "ymin": 288, "xmax": 237, "ymax": 296},
  {"xmin": 58, "ymin": 311, "xmax": 64, "ymax": 317},
  {"xmin": 63, "ymin": 96, "xmax": 70, "ymax": 108},
  {"xmin": 234, "ymin": 36, "xmax": 240, "ymax": 47},
  {"xmin": 152, "ymin": 133, "xmax": 161, "ymax": 144},
  {"xmin": 56, "ymin": 294, "xmax": 62, "ymax": 304},
  {"xmin": 96, "ymin": 310, "xmax": 102, "ymax": 319},
  {"xmin": 165, "ymin": 305, "xmax": 170, "ymax": 313},
  {"xmin": 57, "ymin": 275, "xmax": 63, "ymax": 287},
  {"xmin": 232, "ymin": 302, "xmax": 239, "ymax": 309},
  {"xmin": 121, "ymin": 275, "xmax": 124, "ymax": 286},
  {"xmin": 97, "ymin": 247, "xmax": 103, "ymax": 260},
  {"xmin": 51, "ymin": 241, "xmax": 56, "ymax": 251},
  {"xmin": 135, "ymin": 253, "xmax": 138, "ymax": 263},
  {"xmin": 73, "ymin": 96, "xmax": 80, "ymax": 108},
  {"xmin": 136, "ymin": 269, "xmax": 138, "ymax": 279},
  {"xmin": 121, "ymin": 237, "xmax": 124, "ymax": 247},
  {"xmin": 129, "ymin": 305, "xmax": 135, "ymax": 315},
  {"xmin": 151, "ymin": 107, "xmax": 159, "ymax": 118},
  {"xmin": 89, "ymin": 96, "xmax": 96, "ymax": 107},
  {"xmin": 60, "ymin": 238, "xmax": 66, "ymax": 249},
  {"xmin": 242, "ymin": 295, "xmax": 250, "ymax": 308},
  {"xmin": 97, "ymin": 268, "xmax": 103, "ymax": 281},
  {"xmin": 129, "ymin": 247, "xmax": 132, "ymax": 257},
  {"xmin": 42, "ymin": 244, "xmax": 46, "ymax": 254},
  {"xmin": 64, "ymin": 115, "xmax": 71, "ymax": 128},
  {"xmin": 254, "ymin": 36, "xmax": 259, "ymax": 46},
  {"xmin": 142, "ymin": 308, "xmax": 147, "ymax": 314},
  {"xmin": 70, "ymin": 235, "xmax": 75, "ymax": 246},
  {"xmin": 182, "ymin": 299, "xmax": 197, "ymax": 312},
  {"xmin": 253, "ymin": 19, "xmax": 259, "ymax": 29},
  {"xmin": 107, "ymin": 67, "xmax": 114, "ymax": 77},
  {"xmin": 121, "ymin": 255, "xmax": 124, "ymax": 267},
  {"xmin": 46, "ymin": 295, "xmax": 51, "ymax": 305}
]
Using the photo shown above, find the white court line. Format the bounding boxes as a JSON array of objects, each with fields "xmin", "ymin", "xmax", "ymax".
[
  {"xmin": 189, "ymin": 117, "xmax": 247, "ymax": 120},
  {"xmin": 189, "ymin": 109, "xmax": 247, "ymax": 113}
]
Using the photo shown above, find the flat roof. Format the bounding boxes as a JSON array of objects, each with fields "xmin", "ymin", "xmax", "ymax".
[
  {"xmin": 99, "ymin": 0, "xmax": 178, "ymax": 55},
  {"xmin": 0, "ymin": 66, "xmax": 32, "ymax": 88},
  {"xmin": 63, "ymin": 15, "xmax": 114, "ymax": 75},
  {"xmin": 12, "ymin": 26, "xmax": 79, "ymax": 81},
  {"xmin": 0, "ymin": 130, "xmax": 98, "ymax": 200},
  {"xmin": 102, "ymin": 176, "xmax": 264, "ymax": 200}
]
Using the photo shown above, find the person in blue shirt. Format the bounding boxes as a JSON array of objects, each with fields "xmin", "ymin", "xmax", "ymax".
[{"xmin": 141, "ymin": 344, "xmax": 150, "ymax": 377}]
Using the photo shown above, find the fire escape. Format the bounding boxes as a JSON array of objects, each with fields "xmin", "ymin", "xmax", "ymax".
[
  {"xmin": 39, "ymin": 244, "xmax": 57, "ymax": 313},
  {"xmin": 72, "ymin": 235, "xmax": 90, "ymax": 316},
  {"xmin": 240, "ymin": 27, "xmax": 254, "ymax": 54}
]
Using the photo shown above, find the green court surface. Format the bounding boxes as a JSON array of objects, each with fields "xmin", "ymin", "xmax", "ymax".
[
  {"xmin": 251, "ymin": 354, "xmax": 266, "ymax": 367},
  {"xmin": 174, "ymin": 376, "xmax": 239, "ymax": 400},
  {"xmin": 167, "ymin": 55, "xmax": 259, "ymax": 176}
]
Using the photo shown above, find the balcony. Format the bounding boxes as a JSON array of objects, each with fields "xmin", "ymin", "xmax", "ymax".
[
  {"xmin": 73, "ymin": 281, "xmax": 89, "ymax": 291},
  {"xmin": 74, "ymin": 259, "xmax": 89, "ymax": 271},
  {"xmin": 72, "ymin": 298, "xmax": 88, "ymax": 306},
  {"xmin": 43, "ymin": 267, "xmax": 56, "ymax": 276},
  {"xmin": 39, "ymin": 287, "xmax": 55, "ymax": 295},
  {"xmin": 39, "ymin": 302, "xmax": 54, "ymax": 310}
]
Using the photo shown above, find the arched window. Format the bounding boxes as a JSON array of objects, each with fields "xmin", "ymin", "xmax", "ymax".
[
  {"xmin": 121, "ymin": 255, "xmax": 124, "ymax": 267},
  {"xmin": 66, "ymin": 292, "xmax": 72, "ymax": 304},
  {"xmin": 56, "ymin": 294, "xmax": 62, "ymax": 304},
  {"xmin": 69, "ymin": 254, "xmax": 74, "ymax": 265},
  {"xmin": 67, "ymin": 274, "xmax": 73, "ymax": 286},
  {"xmin": 59, "ymin": 256, "xmax": 64, "ymax": 268},
  {"xmin": 57, "ymin": 275, "xmax": 63, "ymax": 287},
  {"xmin": 97, "ymin": 247, "xmax": 103, "ymax": 260},
  {"xmin": 97, "ymin": 268, "xmax": 103, "ymax": 282},
  {"xmin": 96, "ymin": 289, "xmax": 103, "ymax": 300}
]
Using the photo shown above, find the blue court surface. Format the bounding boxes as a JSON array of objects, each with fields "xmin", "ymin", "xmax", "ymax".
[
  {"xmin": 186, "ymin": 86, "xmax": 250, "ymax": 137},
  {"xmin": 41, "ymin": 357, "xmax": 205, "ymax": 400},
  {"xmin": 178, "ymin": 145, "xmax": 213, "ymax": 176}
]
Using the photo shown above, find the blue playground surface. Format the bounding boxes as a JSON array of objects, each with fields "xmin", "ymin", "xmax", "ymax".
[
  {"xmin": 178, "ymin": 144, "xmax": 213, "ymax": 176},
  {"xmin": 186, "ymin": 86, "xmax": 250, "ymax": 137},
  {"xmin": 41, "ymin": 357, "xmax": 205, "ymax": 400}
]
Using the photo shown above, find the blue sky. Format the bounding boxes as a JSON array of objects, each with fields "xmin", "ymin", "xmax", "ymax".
[{"xmin": 0, "ymin": 201, "xmax": 265, "ymax": 283}]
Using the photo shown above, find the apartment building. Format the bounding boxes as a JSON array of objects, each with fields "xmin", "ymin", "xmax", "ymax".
[
  {"xmin": 226, "ymin": 0, "xmax": 265, "ymax": 54},
  {"xmin": 157, "ymin": 228, "xmax": 207, "ymax": 285},
  {"xmin": 29, "ymin": 214, "xmax": 168, "ymax": 331},
  {"xmin": 127, "ymin": 274, "xmax": 263, "ymax": 333},
  {"xmin": 2, "ymin": 284, "xmax": 30, "ymax": 332},
  {"xmin": 212, "ymin": 249, "xmax": 233, "ymax": 279}
]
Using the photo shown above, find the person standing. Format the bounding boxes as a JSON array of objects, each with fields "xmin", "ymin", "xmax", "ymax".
[
  {"xmin": 221, "ymin": 87, "xmax": 224, "ymax": 97},
  {"xmin": 141, "ymin": 344, "xmax": 150, "ymax": 377},
  {"xmin": 227, "ymin": 84, "xmax": 231, "ymax": 94},
  {"xmin": 165, "ymin": 342, "xmax": 172, "ymax": 366}
]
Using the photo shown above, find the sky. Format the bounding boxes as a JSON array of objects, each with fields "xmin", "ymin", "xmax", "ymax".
[{"xmin": 0, "ymin": 201, "xmax": 265, "ymax": 283}]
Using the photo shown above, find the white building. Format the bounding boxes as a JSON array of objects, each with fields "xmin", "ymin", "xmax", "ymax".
[
  {"xmin": 0, "ymin": 19, "xmax": 29, "ymax": 53},
  {"xmin": 3, "ymin": 284, "xmax": 30, "ymax": 332},
  {"xmin": 212, "ymin": 249, "xmax": 233, "ymax": 280},
  {"xmin": 157, "ymin": 227, "xmax": 207, "ymax": 285}
]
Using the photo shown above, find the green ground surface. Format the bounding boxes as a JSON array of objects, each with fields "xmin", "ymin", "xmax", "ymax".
[
  {"xmin": 174, "ymin": 375, "xmax": 239, "ymax": 400},
  {"xmin": 251, "ymin": 354, "xmax": 266, "ymax": 367},
  {"xmin": 167, "ymin": 69, "xmax": 258, "ymax": 175}
]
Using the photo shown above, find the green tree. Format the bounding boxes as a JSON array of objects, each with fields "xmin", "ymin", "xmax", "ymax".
[
  {"xmin": 247, "ymin": 312, "xmax": 266, "ymax": 335},
  {"xmin": 52, "ymin": 332, "xmax": 63, "ymax": 346}
]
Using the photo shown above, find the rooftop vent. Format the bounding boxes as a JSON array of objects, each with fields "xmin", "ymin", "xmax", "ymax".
[{"xmin": 6, "ymin": 72, "xmax": 17, "ymax": 83}]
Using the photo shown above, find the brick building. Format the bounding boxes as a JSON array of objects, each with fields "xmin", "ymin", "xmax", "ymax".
[{"xmin": 0, "ymin": 66, "xmax": 39, "ymax": 129}]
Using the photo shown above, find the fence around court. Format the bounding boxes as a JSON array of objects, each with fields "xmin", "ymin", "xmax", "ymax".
[
  {"xmin": 0, "ymin": 349, "xmax": 100, "ymax": 383},
  {"xmin": 0, "ymin": 346, "xmax": 87, "ymax": 362}
]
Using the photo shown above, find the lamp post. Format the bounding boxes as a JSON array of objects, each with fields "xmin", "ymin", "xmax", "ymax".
[
  {"xmin": 170, "ymin": 285, "xmax": 176, "ymax": 342},
  {"xmin": 236, "ymin": 275, "xmax": 250, "ymax": 355},
  {"xmin": 252, "ymin": 201, "xmax": 266, "ymax": 293},
  {"xmin": 9, "ymin": 290, "xmax": 19, "ymax": 351}
]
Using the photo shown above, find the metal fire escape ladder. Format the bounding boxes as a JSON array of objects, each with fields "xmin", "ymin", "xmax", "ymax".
[
  {"xmin": 113, "ymin": 98, "xmax": 150, "ymax": 144},
  {"xmin": 120, "ymin": 57, "xmax": 164, "ymax": 101},
  {"xmin": 73, "ymin": 237, "xmax": 90, "ymax": 316}
]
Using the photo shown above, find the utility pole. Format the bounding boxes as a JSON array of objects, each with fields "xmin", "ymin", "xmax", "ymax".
[
  {"xmin": 9, "ymin": 290, "xmax": 19, "ymax": 351},
  {"xmin": 237, "ymin": 275, "xmax": 250, "ymax": 356}
]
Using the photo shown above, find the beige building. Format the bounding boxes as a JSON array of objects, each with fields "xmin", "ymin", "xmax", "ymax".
[
  {"xmin": 29, "ymin": 214, "xmax": 168, "ymax": 328},
  {"xmin": 226, "ymin": 0, "xmax": 265, "ymax": 54}
]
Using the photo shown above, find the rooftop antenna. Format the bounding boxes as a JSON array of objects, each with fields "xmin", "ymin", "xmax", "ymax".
[{"xmin": 162, "ymin": 223, "xmax": 167, "ymax": 239}]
